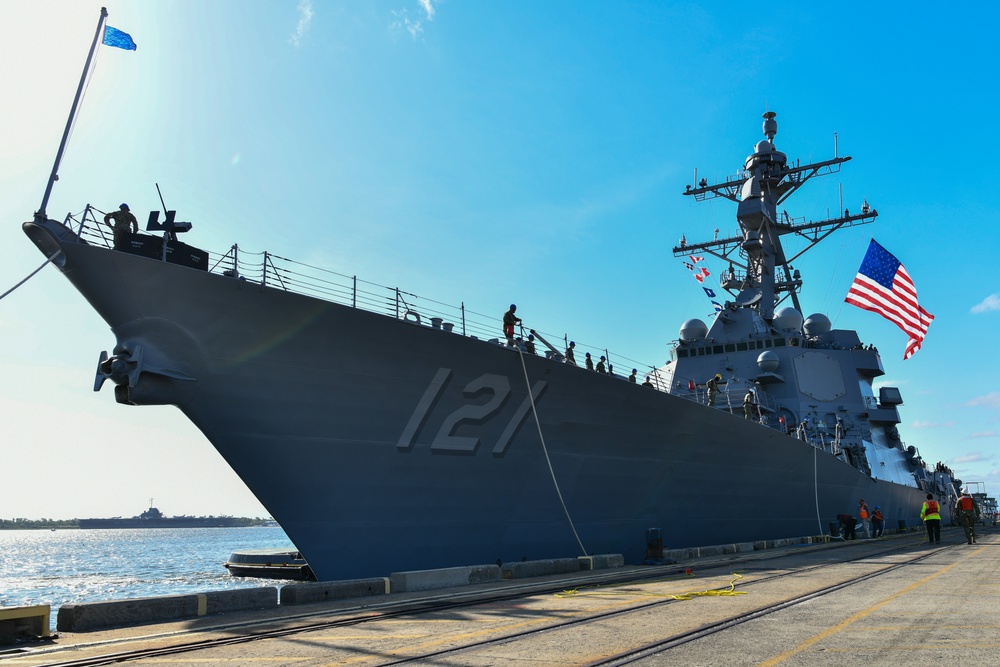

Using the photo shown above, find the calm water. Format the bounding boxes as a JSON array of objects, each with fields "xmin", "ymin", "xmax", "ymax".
[{"xmin": 0, "ymin": 526, "xmax": 295, "ymax": 629}]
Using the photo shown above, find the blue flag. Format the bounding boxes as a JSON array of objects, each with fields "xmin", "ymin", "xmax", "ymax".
[
  {"xmin": 103, "ymin": 26, "xmax": 137, "ymax": 51},
  {"xmin": 703, "ymin": 287, "xmax": 716, "ymax": 298},
  {"xmin": 712, "ymin": 301, "xmax": 723, "ymax": 312}
]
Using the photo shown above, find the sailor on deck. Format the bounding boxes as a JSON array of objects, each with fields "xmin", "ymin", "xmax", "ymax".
[
  {"xmin": 706, "ymin": 374, "xmax": 721, "ymax": 406},
  {"xmin": 743, "ymin": 389, "xmax": 756, "ymax": 419},
  {"xmin": 629, "ymin": 369, "xmax": 637, "ymax": 383},
  {"xmin": 596, "ymin": 356, "xmax": 607, "ymax": 374},
  {"xmin": 565, "ymin": 341, "xmax": 577, "ymax": 365},
  {"xmin": 104, "ymin": 203, "xmax": 138, "ymax": 249},
  {"xmin": 502, "ymin": 304, "xmax": 521, "ymax": 347}
]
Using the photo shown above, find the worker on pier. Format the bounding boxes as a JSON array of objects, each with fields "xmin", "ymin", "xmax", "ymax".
[
  {"xmin": 920, "ymin": 493, "xmax": 941, "ymax": 545},
  {"xmin": 871, "ymin": 506, "xmax": 885, "ymax": 537},
  {"xmin": 957, "ymin": 489, "xmax": 980, "ymax": 544},
  {"xmin": 836, "ymin": 514, "xmax": 857, "ymax": 540},
  {"xmin": 858, "ymin": 499, "xmax": 871, "ymax": 539}
]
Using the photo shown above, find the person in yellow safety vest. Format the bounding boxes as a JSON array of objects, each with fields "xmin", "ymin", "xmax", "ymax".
[
  {"xmin": 957, "ymin": 489, "xmax": 980, "ymax": 544},
  {"xmin": 858, "ymin": 499, "xmax": 871, "ymax": 538},
  {"xmin": 920, "ymin": 493, "xmax": 941, "ymax": 545}
]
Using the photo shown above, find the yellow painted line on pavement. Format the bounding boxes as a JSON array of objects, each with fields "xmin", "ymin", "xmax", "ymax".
[
  {"xmin": 145, "ymin": 659, "xmax": 312, "ymax": 663},
  {"xmin": 810, "ymin": 642, "xmax": 1000, "ymax": 652},
  {"xmin": 757, "ymin": 547, "xmax": 984, "ymax": 667}
]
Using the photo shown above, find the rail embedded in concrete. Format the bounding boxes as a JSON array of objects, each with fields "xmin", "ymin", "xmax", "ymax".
[{"xmin": 48, "ymin": 535, "xmax": 901, "ymax": 633}]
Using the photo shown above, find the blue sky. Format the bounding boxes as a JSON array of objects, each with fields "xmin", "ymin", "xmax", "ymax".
[{"xmin": 1, "ymin": 1, "xmax": 998, "ymax": 519}]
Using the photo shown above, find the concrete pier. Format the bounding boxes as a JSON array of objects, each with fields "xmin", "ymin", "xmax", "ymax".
[{"xmin": 7, "ymin": 527, "xmax": 999, "ymax": 666}]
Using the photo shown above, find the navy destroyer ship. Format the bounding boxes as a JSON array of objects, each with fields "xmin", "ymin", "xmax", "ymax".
[{"xmin": 22, "ymin": 12, "xmax": 958, "ymax": 582}]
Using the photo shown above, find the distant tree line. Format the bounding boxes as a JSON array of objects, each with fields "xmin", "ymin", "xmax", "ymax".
[
  {"xmin": 0, "ymin": 518, "xmax": 79, "ymax": 530},
  {"xmin": 0, "ymin": 517, "xmax": 273, "ymax": 529}
]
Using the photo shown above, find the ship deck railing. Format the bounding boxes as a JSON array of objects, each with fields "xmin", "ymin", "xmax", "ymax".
[
  {"xmin": 66, "ymin": 207, "xmax": 661, "ymax": 381},
  {"xmin": 668, "ymin": 383, "xmax": 853, "ymax": 456}
]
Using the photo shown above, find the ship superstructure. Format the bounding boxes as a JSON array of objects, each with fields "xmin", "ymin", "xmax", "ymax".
[{"xmin": 657, "ymin": 112, "xmax": 943, "ymax": 497}]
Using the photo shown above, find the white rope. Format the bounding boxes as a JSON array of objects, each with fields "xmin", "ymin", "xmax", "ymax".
[
  {"xmin": 0, "ymin": 256, "xmax": 56, "ymax": 302},
  {"xmin": 515, "ymin": 342, "xmax": 588, "ymax": 557},
  {"xmin": 814, "ymin": 444, "xmax": 823, "ymax": 535}
]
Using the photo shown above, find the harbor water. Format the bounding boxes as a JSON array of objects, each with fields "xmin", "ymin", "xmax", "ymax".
[{"xmin": 0, "ymin": 526, "xmax": 295, "ymax": 630}]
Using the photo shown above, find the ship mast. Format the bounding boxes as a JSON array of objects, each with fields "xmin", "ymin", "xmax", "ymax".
[
  {"xmin": 37, "ymin": 7, "xmax": 109, "ymax": 220},
  {"xmin": 674, "ymin": 112, "xmax": 878, "ymax": 321}
]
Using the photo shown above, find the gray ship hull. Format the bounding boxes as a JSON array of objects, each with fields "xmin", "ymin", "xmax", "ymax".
[{"xmin": 25, "ymin": 220, "xmax": 936, "ymax": 581}]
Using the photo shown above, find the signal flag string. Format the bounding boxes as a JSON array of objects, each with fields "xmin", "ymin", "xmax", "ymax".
[{"xmin": 681, "ymin": 254, "xmax": 723, "ymax": 313}]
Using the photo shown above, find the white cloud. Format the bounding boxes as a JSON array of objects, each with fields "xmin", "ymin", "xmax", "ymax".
[
  {"xmin": 390, "ymin": 10, "xmax": 423, "ymax": 40},
  {"xmin": 390, "ymin": 1, "xmax": 437, "ymax": 41},
  {"xmin": 911, "ymin": 420, "xmax": 955, "ymax": 429},
  {"xmin": 291, "ymin": 0, "xmax": 314, "ymax": 47},
  {"xmin": 967, "ymin": 393, "xmax": 1000, "ymax": 409},
  {"xmin": 969, "ymin": 431, "xmax": 998, "ymax": 439},
  {"xmin": 971, "ymin": 294, "xmax": 1000, "ymax": 314},
  {"xmin": 952, "ymin": 452, "xmax": 988, "ymax": 463}
]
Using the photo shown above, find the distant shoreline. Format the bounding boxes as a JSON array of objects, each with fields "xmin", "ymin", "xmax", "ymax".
[{"xmin": 0, "ymin": 518, "xmax": 276, "ymax": 530}]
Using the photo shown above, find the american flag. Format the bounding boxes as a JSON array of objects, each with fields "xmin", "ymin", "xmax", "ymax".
[{"xmin": 844, "ymin": 239, "xmax": 934, "ymax": 359}]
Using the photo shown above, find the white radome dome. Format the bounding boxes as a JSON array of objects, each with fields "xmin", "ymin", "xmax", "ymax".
[
  {"xmin": 772, "ymin": 307, "xmax": 803, "ymax": 332},
  {"xmin": 679, "ymin": 318, "xmax": 709, "ymax": 342},
  {"xmin": 757, "ymin": 350, "xmax": 780, "ymax": 373},
  {"xmin": 803, "ymin": 313, "xmax": 832, "ymax": 335}
]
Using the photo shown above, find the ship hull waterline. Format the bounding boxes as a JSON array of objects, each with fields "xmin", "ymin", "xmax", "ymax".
[{"xmin": 25, "ymin": 219, "xmax": 936, "ymax": 581}]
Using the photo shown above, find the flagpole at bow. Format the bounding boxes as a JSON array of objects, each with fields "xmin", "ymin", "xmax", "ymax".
[{"xmin": 36, "ymin": 6, "xmax": 109, "ymax": 220}]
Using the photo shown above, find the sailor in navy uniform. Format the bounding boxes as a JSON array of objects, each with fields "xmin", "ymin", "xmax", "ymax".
[
  {"xmin": 104, "ymin": 203, "xmax": 138, "ymax": 249},
  {"xmin": 502, "ymin": 304, "xmax": 521, "ymax": 347}
]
